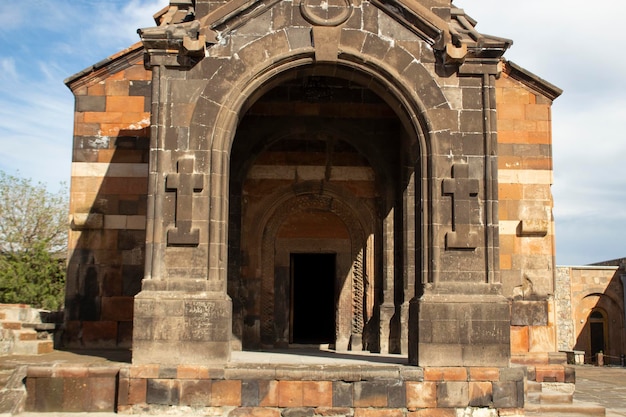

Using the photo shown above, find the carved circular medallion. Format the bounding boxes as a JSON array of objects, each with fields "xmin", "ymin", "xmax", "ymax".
[{"xmin": 300, "ymin": 0, "xmax": 352, "ymax": 26}]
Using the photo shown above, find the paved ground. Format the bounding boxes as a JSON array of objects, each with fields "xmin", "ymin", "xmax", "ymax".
[
  {"xmin": 575, "ymin": 365, "xmax": 626, "ymax": 417},
  {"xmin": 3, "ymin": 350, "xmax": 626, "ymax": 416}
]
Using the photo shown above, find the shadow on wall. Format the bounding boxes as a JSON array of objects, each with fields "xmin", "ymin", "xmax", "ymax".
[{"xmin": 64, "ymin": 123, "xmax": 150, "ymax": 349}]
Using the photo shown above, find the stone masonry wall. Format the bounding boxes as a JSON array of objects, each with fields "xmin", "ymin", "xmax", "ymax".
[
  {"xmin": 496, "ymin": 65, "xmax": 558, "ymax": 363},
  {"xmin": 26, "ymin": 364, "xmax": 530, "ymax": 416},
  {"xmin": 64, "ymin": 45, "xmax": 151, "ymax": 348}
]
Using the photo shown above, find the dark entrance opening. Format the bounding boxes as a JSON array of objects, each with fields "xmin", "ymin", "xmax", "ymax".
[
  {"xmin": 290, "ymin": 253, "xmax": 336, "ymax": 344},
  {"xmin": 590, "ymin": 310, "xmax": 606, "ymax": 361}
]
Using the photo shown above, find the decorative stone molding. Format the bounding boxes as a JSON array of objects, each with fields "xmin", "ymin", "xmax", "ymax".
[
  {"xmin": 299, "ymin": 0, "xmax": 353, "ymax": 27},
  {"xmin": 518, "ymin": 219, "xmax": 549, "ymax": 237},
  {"xmin": 139, "ymin": 20, "xmax": 206, "ymax": 68}
]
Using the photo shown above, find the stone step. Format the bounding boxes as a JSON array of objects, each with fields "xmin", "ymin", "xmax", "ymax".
[
  {"xmin": 528, "ymin": 390, "xmax": 574, "ymax": 404},
  {"xmin": 0, "ymin": 366, "xmax": 27, "ymax": 415},
  {"xmin": 11, "ymin": 340, "xmax": 53, "ymax": 355},
  {"xmin": 525, "ymin": 401, "xmax": 606, "ymax": 416},
  {"xmin": 0, "ymin": 305, "xmax": 39, "ymax": 323},
  {"xmin": 0, "ymin": 370, "xmax": 12, "ymax": 387},
  {"xmin": 1, "ymin": 322, "xmax": 23, "ymax": 331},
  {"xmin": 14, "ymin": 330, "xmax": 38, "ymax": 342}
]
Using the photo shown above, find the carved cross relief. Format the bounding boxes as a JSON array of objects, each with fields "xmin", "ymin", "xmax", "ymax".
[
  {"xmin": 442, "ymin": 163, "xmax": 479, "ymax": 250},
  {"xmin": 166, "ymin": 156, "xmax": 203, "ymax": 246}
]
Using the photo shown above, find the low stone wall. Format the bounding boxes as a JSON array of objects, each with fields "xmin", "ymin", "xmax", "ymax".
[{"xmin": 24, "ymin": 363, "xmax": 532, "ymax": 416}]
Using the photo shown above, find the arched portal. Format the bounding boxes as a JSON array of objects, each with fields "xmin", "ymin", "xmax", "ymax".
[{"xmin": 228, "ymin": 74, "xmax": 409, "ymax": 353}]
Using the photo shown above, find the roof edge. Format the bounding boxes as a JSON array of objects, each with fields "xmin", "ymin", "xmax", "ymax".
[
  {"xmin": 503, "ymin": 60, "xmax": 563, "ymax": 101},
  {"xmin": 64, "ymin": 42, "xmax": 145, "ymax": 91}
]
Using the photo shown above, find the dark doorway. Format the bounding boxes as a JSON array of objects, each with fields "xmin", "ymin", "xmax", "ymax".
[
  {"xmin": 290, "ymin": 253, "xmax": 336, "ymax": 344},
  {"xmin": 589, "ymin": 310, "xmax": 606, "ymax": 361}
]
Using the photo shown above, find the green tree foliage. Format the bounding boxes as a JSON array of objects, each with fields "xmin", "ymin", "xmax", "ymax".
[{"xmin": 0, "ymin": 172, "xmax": 68, "ymax": 310}]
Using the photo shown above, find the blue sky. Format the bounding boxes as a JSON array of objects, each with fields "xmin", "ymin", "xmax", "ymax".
[{"xmin": 0, "ymin": 0, "xmax": 624, "ymax": 266}]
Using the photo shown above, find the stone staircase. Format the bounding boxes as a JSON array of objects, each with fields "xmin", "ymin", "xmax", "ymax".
[
  {"xmin": 0, "ymin": 304, "xmax": 56, "ymax": 356},
  {"xmin": 0, "ymin": 365, "xmax": 27, "ymax": 416},
  {"xmin": 525, "ymin": 380, "xmax": 605, "ymax": 416}
]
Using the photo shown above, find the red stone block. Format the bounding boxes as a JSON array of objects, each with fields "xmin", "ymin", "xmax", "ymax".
[
  {"xmin": 278, "ymin": 381, "xmax": 303, "ymax": 407},
  {"xmin": 128, "ymin": 378, "xmax": 147, "ymax": 404},
  {"xmin": 81, "ymin": 321, "xmax": 118, "ymax": 346},
  {"xmin": 2, "ymin": 322, "xmax": 22, "ymax": 330},
  {"xmin": 407, "ymin": 409, "xmax": 456, "ymax": 417},
  {"xmin": 510, "ymin": 326, "xmax": 529, "ymax": 353},
  {"xmin": 424, "ymin": 367, "xmax": 467, "ymax": 381},
  {"xmin": 88, "ymin": 376, "xmax": 117, "ymax": 411},
  {"xmin": 62, "ymin": 377, "xmax": 90, "ymax": 411},
  {"xmin": 19, "ymin": 331, "xmax": 37, "ymax": 341},
  {"xmin": 302, "ymin": 381, "xmax": 332, "ymax": 407},
  {"xmin": 258, "ymin": 380, "xmax": 279, "ymax": 407},
  {"xmin": 130, "ymin": 364, "xmax": 160, "ymax": 379},
  {"xmin": 101, "ymin": 297, "xmax": 134, "ymax": 321},
  {"xmin": 469, "ymin": 367, "xmax": 500, "ymax": 381},
  {"xmin": 535, "ymin": 366, "xmax": 565, "ymax": 383},
  {"xmin": 229, "ymin": 407, "xmax": 281, "ymax": 417},
  {"xmin": 315, "ymin": 408, "xmax": 353, "ymax": 416},
  {"xmin": 354, "ymin": 408, "xmax": 404, "ymax": 417},
  {"xmin": 87, "ymin": 82, "xmax": 105, "ymax": 96},
  {"xmin": 106, "ymin": 96, "xmax": 145, "ymax": 113},
  {"xmin": 211, "ymin": 380, "xmax": 242, "ymax": 406},
  {"xmin": 117, "ymin": 377, "xmax": 130, "ymax": 407},
  {"xmin": 406, "ymin": 381, "xmax": 437, "ymax": 409},
  {"xmin": 124, "ymin": 63, "xmax": 152, "ymax": 81},
  {"xmin": 177, "ymin": 365, "xmax": 210, "ymax": 379},
  {"xmin": 37, "ymin": 341, "xmax": 54, "ymax": 354},
  {"xmin": 180, "ymin": 379, "xmax": 211, "ymax": 406}
]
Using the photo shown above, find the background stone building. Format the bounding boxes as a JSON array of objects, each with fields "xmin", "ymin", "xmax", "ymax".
[
  {"xmin": 556, "ymin": 259, "xmax": 626, "ymax": 365},
  {"xmin": 64, "ymin": 0, "xmax": 562, "ymax": 370}
]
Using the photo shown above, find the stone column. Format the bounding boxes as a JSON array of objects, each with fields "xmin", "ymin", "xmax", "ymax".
[
  {"xmin": 379, "ymin": 207, "xmax": 395, "ymax": 354},
  {"xmin": 132, "ymin": 19, "xmax": 232, "ymax": 365},
  {"xmin": 414, "ymin": 68, "xmax": 510, "ymax": 367}
]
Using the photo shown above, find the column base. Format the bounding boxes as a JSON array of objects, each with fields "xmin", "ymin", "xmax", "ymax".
[
  {"xmin": 132, "ymin": 290, "xmax": 232, "ymax": 365},
  {"xmin": 416, "ymin": 292, "xmax": 511, "ymax": 367}
]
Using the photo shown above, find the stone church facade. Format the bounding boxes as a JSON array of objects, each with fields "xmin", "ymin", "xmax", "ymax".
[{"xmin": 63, "ymin": 0, "xmax": 565, "ymax": 412}]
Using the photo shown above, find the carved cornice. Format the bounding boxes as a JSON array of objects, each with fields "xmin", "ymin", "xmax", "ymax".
[{"xmin": 139, "ymin": 20, "xmax": 207, "ymax": 68}]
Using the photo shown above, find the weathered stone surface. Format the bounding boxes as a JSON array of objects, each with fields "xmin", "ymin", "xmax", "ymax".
[{"xmin": 65, "ymin": 0, "xmax": 562, "ymax": 400}]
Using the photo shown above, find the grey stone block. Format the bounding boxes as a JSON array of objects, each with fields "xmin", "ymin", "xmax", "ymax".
[
  {"xmin": 76, "ymin": 96, "xmax": 105, "ymax": 112},
  {"xmin": 437, "ymin": 381, "xmax": 469, "ymax": 408}
]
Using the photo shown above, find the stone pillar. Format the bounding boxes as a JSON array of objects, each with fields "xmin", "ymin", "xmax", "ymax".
[
  {"xmin": 413, "ymin": 69, "xmax": 510, "ymax": 367},
  {"xmin": 379, "ymin": 207, "xmax": 395, "ymax": 354},
  {"xmin": 132, "ymin": 20, "xmax": 232, "ymax": 365}
]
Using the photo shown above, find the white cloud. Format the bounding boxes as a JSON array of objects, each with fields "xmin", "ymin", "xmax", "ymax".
[
  {"xmin": 0, "ymin": 58, "xmax": 17, "ymax": 81},
  {"xmin": 456, "ymin": 0, "xmax": 626, "ymax": 265}
]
